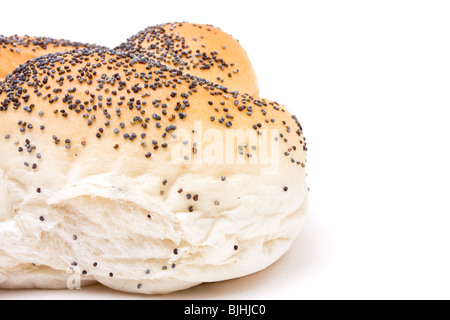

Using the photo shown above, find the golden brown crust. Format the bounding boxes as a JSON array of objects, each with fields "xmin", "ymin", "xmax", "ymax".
[
  {"xmin": 0, "ymin": 35, "xmax": 106, "ymax": 79},
  {"xmin": 116, "ymin": 22, "xmax": 260, "ymax": 96},
  {"xmin": 0, "ymin": 49, "xmax": 306, "ymax": 172}
]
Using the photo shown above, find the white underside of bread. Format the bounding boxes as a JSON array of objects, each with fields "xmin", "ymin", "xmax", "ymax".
[{"xmin": 0, "ymin": 163, "xmax": 307, "ymax": 294}]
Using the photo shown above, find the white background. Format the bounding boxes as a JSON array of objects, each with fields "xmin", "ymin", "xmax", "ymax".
[{"xmin": 1, "ymin": 0, "xmax": 450, "ymax": 300}]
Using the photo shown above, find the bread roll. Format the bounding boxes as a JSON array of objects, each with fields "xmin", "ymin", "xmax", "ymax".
[
  {"xmin": 0, "ymin": 45, "xmax": 307, "ymax": 294},
  {"xmin": 116, "ymin": 22, "xmax": 260, "ymax": 96},
  {"xmin": 0, "ymin": 35, "xmax": 105, "ymax": 79}
]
